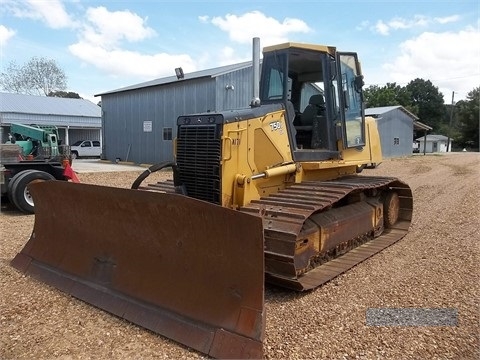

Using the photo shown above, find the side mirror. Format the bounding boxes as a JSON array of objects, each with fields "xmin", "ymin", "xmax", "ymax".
[{"xmin": 354, "ymin": 75, "xmax": 364, "ymax": 92}]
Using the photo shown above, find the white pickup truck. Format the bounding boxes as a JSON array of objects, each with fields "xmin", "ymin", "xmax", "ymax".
[{"xmin": 70, "ymin": 140, "xmax": 102, "ymax": 159}]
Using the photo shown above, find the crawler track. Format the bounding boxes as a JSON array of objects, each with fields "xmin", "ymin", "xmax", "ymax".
[{"xmin": 240, "ymin": 176, "xmax": 413, "ymax": 290}]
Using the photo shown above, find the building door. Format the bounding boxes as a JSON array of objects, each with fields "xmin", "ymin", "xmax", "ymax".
[{"xmin": 432, "ymin": 142, "xmax": 438, "ymax": 152}]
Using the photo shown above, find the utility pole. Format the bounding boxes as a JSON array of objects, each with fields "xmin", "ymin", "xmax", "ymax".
[{"xmin": 446, "ymin": 91, "xmax": 455, "ymax": 152}]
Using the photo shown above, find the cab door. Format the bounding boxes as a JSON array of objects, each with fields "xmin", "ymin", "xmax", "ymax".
[{"xmin": 336, "ymin": 52, "xmax": 365, "ymax": 148}]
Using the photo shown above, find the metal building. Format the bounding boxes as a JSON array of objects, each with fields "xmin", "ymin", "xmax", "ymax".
[
  {"xmin": 365, "ymin": 106, "xmax": 430, "ymax": 158},
  {"xmin": 0, "ymin": 92, "xmax": 101, "ymax": 146}
]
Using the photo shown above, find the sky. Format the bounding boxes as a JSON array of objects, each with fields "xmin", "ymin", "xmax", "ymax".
[{"xmin": 1, "ymin": 0, "xmax": 479, "ymax": 104}]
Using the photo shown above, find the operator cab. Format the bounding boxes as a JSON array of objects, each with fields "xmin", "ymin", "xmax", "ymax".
[{"xmin": 259, "ymin": 43, "xmax": 366, "ymax": 161}]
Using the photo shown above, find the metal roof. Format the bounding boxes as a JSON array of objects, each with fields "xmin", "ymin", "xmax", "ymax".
[
  {"xmin": 413, "ymin": 120, "xmax": 432, "ymax": 131},
  {"xmin": 365, "ymin": 105, "xmax": 432, "ymax": 131},
  {"xmin": 0, "ymin": 92, "xmax": 101, "ymax": 117},
  {"xmin": 365, "ymin": 105, "xmax": 419, "ymax": 120},
  {"xmin": 96, "ymin": 60, "xmax": 254, "ymax": 96},
  {"xmin": 416, "ymin": 134, "xmax": 449, "ymax": 141}
]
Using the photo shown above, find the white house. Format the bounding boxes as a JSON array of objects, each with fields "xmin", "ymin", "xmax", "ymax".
[{"xmin": 416, "ymin": 134, "xmax": 451, "ymax": 153}]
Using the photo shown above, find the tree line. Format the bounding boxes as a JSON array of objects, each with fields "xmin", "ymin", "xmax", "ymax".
[
  {"xmin": 1, "ymin": 57, "xmax": 478, "ymax": 150},
  {"xmin": 364, "ymin": 80, "xmax": 479, "ymax": 150}
]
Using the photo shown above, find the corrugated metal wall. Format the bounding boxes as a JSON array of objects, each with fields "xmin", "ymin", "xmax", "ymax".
[
  {"xmin": 101, "ymin": 77, "xmax": 216, "ymax": 164},
  {"xmin": 215, "ymin": 67, "xmax": 255, "ymax": 110},
  {"xmin": 1, "ymin": 113, "xmax": 100, "ymax": 128},
  {"xmin": 377, "ymin": 109, "xmax": 414, "ymax": 158}
]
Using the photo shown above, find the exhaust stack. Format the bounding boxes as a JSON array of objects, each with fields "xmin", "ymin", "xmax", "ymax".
[{"xmin": 250, "ymin": 37, "xmax": 261, "ymax": 107}]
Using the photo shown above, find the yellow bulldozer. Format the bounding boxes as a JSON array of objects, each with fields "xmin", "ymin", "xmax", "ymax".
[{"xmin": 11, "ymin": 39, "xmax": 412, "ymax": 359}]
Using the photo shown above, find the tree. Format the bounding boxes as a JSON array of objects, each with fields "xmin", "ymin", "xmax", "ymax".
[
  {"xmin": 48, "ymin": 90, "xmax": 81, "ymax": 99},
  {"xmin": 0, "ymin": 57, "xmax": 67, "ymax": 96},
  {"xmin": 405, "ymin": 78, "xmax": 445, "ymax": 130},
  {"xmin": 456, "ymin": 87, "xmax": 479, "ymax": 150},
  {"xmin": 364, "ymin": 82, "xmax": 411, "ymax": 109}
]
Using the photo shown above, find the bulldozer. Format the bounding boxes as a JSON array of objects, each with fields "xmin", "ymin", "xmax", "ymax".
[{"xmin": 11, "ymin": 39, "xmax": 412, "ymax": 359}]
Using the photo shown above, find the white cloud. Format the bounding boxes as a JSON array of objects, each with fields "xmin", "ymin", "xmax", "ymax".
[
  {"xmin": 382, "ymin": 26, "xmax": 480, "ymax": 100},
  {"xmin": 198, "ymin": 15, "xmax": 209, "ymax": 23},
  {"xmin": 198, "ymin": 11, "xmax": 312, "ymax": 65},
  {"xmin": 82, "ymin": 6, "xmax": 156, "ymax": 49},
  {"xmin": 68, "ymin": 6, "xmax": 196, "ymax": 80},
  {"xmin": 371, "ymin": 14, "xmax": 460, "ymax": 36},
  {"xmin": 390, "ymin": 15, "xmax": 429, "ymax": 30},
  {"xmin": 5, "ymin": 0, "xmax": 76, "ymax": 29},
  {"xmin": 374, "ymin": 20, "xmax": 390, "ymax": 36},
  {"xmin": 216, "ymin": 46, "xmax": 250, "ymax": 66},
  {"xmin": 0, "ymin": 25, "xmax": 16, "ymax": 46},
  {"xmin": 434, "ymin": 15, "xmax": 461, "ymax": 24},
  {"xmin": 27, "ymin": 0, "xmax": 74, "ymax": 28},
  {"xmin": 207, "ymin": 11, "xmax": 312, "ymax": 46},
  {"xmin": 69, "ymin": 41, "xmax": 196, "ymax": 80}
]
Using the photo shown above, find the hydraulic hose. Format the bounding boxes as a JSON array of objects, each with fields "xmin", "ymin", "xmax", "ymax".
[{"xmin": 131, "ymin": 161, "xmax": 176, "ymax": 190}]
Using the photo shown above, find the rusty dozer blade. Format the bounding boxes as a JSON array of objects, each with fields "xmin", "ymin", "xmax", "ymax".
[{"xmin": 11, "ymin": 181, "xmax": 265, "ymax": 359}]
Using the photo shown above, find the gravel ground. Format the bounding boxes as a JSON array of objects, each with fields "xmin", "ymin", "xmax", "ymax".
[{"xmin": 1, "ymin": 153, "xmax": 479, "ymax": 359}]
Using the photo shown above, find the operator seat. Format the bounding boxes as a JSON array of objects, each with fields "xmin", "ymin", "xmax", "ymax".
[{"xmin": 301, "ymin": 94, "xmax": 325, "ymax": 126}]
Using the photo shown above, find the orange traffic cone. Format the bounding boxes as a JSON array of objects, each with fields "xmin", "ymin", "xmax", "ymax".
[{"xmin": 63, "ymin": 161, "xmax": 80, "ymax": 183}]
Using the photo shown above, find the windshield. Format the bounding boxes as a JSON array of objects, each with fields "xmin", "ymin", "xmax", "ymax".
[
  {"xmin": 260, "ymin": 52, "xmax": 287, "ymax": 102},
  {"xmin": 72, "ymin": 141, "xmax": 84, "ymax": 146}
]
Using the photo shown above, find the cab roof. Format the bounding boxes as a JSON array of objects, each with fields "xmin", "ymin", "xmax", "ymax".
[{"xmin": 263, "ymin": 42, "xmax": 337, "ymax": 56}]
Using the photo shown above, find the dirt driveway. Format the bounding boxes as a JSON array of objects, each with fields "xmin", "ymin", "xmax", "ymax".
[{"xmin": 1, "ymin": 153, "xmax": 479, "ymax": 359}]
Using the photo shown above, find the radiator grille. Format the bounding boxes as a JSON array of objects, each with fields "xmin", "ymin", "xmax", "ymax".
[{"xmin": 176, "ymin": 125, "xmax": 222, "ymax": 204}]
